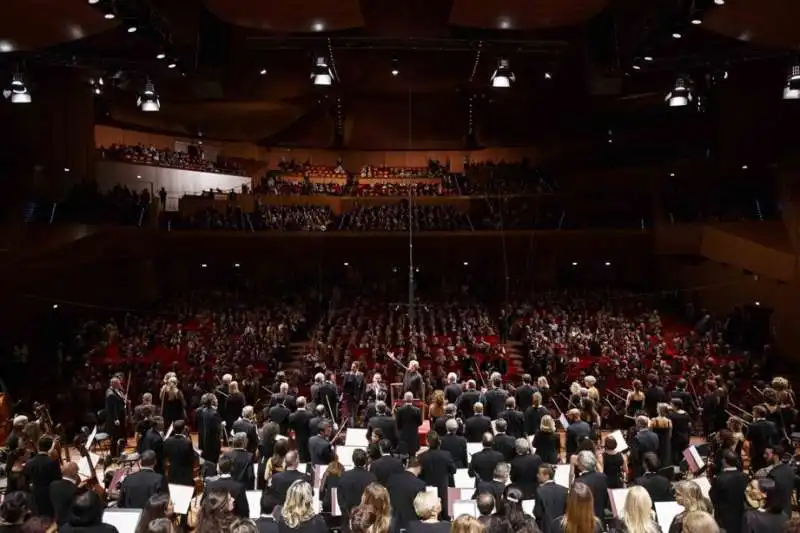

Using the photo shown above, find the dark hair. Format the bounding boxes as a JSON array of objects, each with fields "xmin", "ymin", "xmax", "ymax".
[
  {"xmin": 353, "ymin": 448, "xmax": 368, "ymax": 468},
  {"xmin": 603, "ymin": 437, "xmax": 617, "ymax": 451},
  {"xmin": 349, "ymin": 505, "xmax": 377, "ymax": 533},
  {"xmin": 20, "ymin": 517, "xmax": 53, "ymax": 533},
  {"xmin": 643, "ymin": 452, "xmax": 660, "ymax": 473},
  {"xmin": 538, "ymin": 463, "xmax": 555, "ymax": 479},
  {"xmin": 141, "ymin": 450, "xmax": 157, "ymax": 468},
  {"xmin": 721, "ymin": 449, "xmax": 739, "ymax": 468},
  {"xmin": 173, "ymin": 420, "xmax": 186, "ymax": 434},
  {"xmin": 147, "ymin": 518, "xmax": 177, "ymax": 533},
  {"xmin": 406, "ymin": 456, "xmax": 421, "ymax": 469},
  {"xmin": 671, "ymin": 398, "xmax": 684, "ymax": 409},
  {"xmin": 758, "ymin": 478, "xmax": 782, "ymax": 514},
  {"xmin": 260, "ymin": 491, "xmax": 280, "ymax": 515},
  {"xmin": 271, "ymin": 439, "xmax": 289, "ymax": 470},
  {"xmin": 476, "ymin": 493, "xmax": 495, "ymax": 516},
  {"xmin": 38, "ymin": 436, "xmax": 53, "ymax": 452},
  {"xmin": 426, "ymin": 431, "xmax": 440, "ymax": 449},
  {"xmin": 230, "ymin": 519, "xmax": 259, "ymax": 533},
  {"xmin": 218, "ymin": 455, "xmax": 233, "ymax": 474},
  {"xmin": 135, "ymin": 493, "xmax": 172, "ymax": 533},
  {"xmin": 485, "ymin": 517, "xmax": 514, "ymax": 533},
  {"xmin": 378, "ymin": 439, "xmax": 392, "ymax": 455},
  {"xmin": 197, "ymin": 488, "xmax": 234, "ymax": 533},
  {"xmin": 502, "ymin": 486, "xmax": 530, "ymax": 528},
  {"xmin": 0, "ymin": 491, "xmax": 29, "ymax": 523}
]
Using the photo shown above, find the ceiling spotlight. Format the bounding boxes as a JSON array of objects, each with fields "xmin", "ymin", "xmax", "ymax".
[
  {"xmin": 104, "ymin": 12, "xmax": 115, "ymax": 19},
  {"xmin": 669, "ymin": 172, "xmax": 676, "ymax": 177},
  {"xmin": 88, "ymin": 0, "xmax": 100, "ymax": 3},
  {"xmin": 672, "ymin": 31, "xmax": 682, "ymax": 39},
  {"xmin": 312, "ymin": 22, "xmax": 324, "ymax": 32},
  {"xmin": 572, "ymin": 262, "xmax": 578, "ymax": 266},
  {"xmin": 127, "ymin": 25, "xmax": 137, "ymax": 33},
  {"xmin": 644, "ymin": 55, "xmax": 654, "ymax": 62},
  {"xmin": 234, "ymin": 263, "xmax": 240, "ymax": 268},
  {"xmin": 137, "ymin": 79, "xmax": 160, "ymax": 112},
  {"xmin": 343, "ymin": 262, "xmax": 349, "ymax": 267},
  {"xmin": 201, "ymin": 263, "xmax": 207, "ymax": 268},
  {"xmin": 3, "ymin": 73, "xmax": 31, "ymax": 104},
  {"xmin": 690, "ymin": 15, "xmax": 702, "ymax": 25},
  {"xmin": 665, "ymin": 77, "xmax": 693, "ymax": 107},
  {"xmin": 260, "ymin": 68, "xmax": 267, "ymax": 75},
  {"xmin": 544, "ymin": 72, "xmax": 552, "ymax": 79},
  {"xmin": 463, "ymin": 261, "xmax": 469, "ymax": 266},
  {"xmin": 94, "ymin": 87, "xmax": 101, "ymax": 95},
  {"xmin": 0, "ymin": 41, "xmax": 15, "ymax": 53},
  {"xmin": 64, "ymin": 168, "xmax": 70, "ymax": 173},
  {"xmin": 605, "ymin": 261, "xmax": 611, "ymax": 266},
  {"xmin": 741, "ymin": 164, "xmax": 749, "ymax": 170},
  {"xmin": 490, "ymin": 58, "xmax": 515, "ymax": 88},
  {"xmin": 311, "ymin": 56, "xmax": 333, "ymax": 86},
  {"xmin": 156, "ymin": 52, "xmax": 166, "ymax": 60},
  {"xmin": 783, "ymin": 64, "xmax": 800, "ymax": 100},
  {"xmin": 714, "ymin": 0, "xmax": 725, "ymax": 4},
  {"xmin": 499, "ymin": 18, "xmax": 511, "ymax": 30},
  {"xmin": 167, "ymin": 62, "xmax": 177, "ymax": 69},
  {"xmin": 391, "ymin": 68, "xmax": 399, "ymax": 76},
  {"xmin": 632, "ymin": 64, "xmax": 641, "ymax": 71}
]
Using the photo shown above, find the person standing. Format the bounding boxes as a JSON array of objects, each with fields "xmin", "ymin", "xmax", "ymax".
[
  {"xmin": 395, "ymin": 392, "xmax": 422, "ymax": 455},
  {"xmin": 105, "ymin": 376, "xmax": 127, "ymax": 457}
]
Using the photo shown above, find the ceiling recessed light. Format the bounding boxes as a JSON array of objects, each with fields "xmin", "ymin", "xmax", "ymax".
[
  {"xmin": 605, "ymin": 261, "xmax": 611, "ymax": 266},
  {"xmin": 669, "ymin": 172, "xmax": 676, "ymax": 177},
  {"xmin": 499, "ymin": 19, "xmax": 511, "ymax": 30},
  {"xmin": 343, "ymin": 261, "xmax": 349, "ymax": 267},
  {"xmin": 672, "ymin": 32, "xmax": 682, "ymax": 39},
  {"xmin": 0, "ymin": 41, "xmax": 15, "ymax": 53},
  {"xmin": 714, "ymin": 0, "xmax": 725, "ymax": 4},
  {"xmin": 632, "ymin": 64, "xmax": 641, "ymax": 70},
  {"xmin": 644, "ymin": 55, "xmax": 653, "ymax": 62},
  {"xmin": 690, "ymin": 17, "xmax": 702, "ymax": 25},
  {"xmin": 741, "ymin": 164, "xmax": 748, "ymax": 170},
  {"xmin": 260, "ymin": 68, "xmax": 267, "ymax": 75},
  {"xmin": 127, "ymin": 25, "xmax": 137, "ymax": 33},
  {"xmin": 572, "ymin": 262, "xmax": 578, "ymax": 266},
  {"xmin": 136, "ymin": 175, "xmax": 142, "ymax": 179},
  {"xmin": 88, "ymin": 0, "xmax": 100, "ymax": 4},
  {"xmin": 104, "ymin": 12, "xmax": 115, "ymax": 19},
  {"xmin": 156, "ymin": 52, "xmax": 166, "ymax": 60},
  {"xmin": 201, "ymin": 263, "xmax": 207, "ymax": 268},
  {"xmin": 312, "ymin": 22, "xmax": 324, "ymax": 32},
  {"xmin": 544, "ymin": 72, "xmax": 552, "ymax": 79},
  {"xmin": 391, "ymin": 68, "xmax": 399, "ymax": 76},
  {"xmin": 167, "ymin": 62, "xmax": 176, "ymax": 69},
  {"xmin": 463, "ymin": 261, "xmax": 469, "ymax": 266},
  {"xmin": 64, "ymin": 168, "xmax": 70, "ymax": 172}
]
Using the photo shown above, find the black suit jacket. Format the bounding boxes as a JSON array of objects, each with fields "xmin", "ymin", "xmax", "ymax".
[
  {"xmin": 464, "ymin": 415, "xmax": 492, "ymax": 443},
  {"xmin": 338, "ymin": 467, "xmax": 377, "ymax": 516},
  {"xmin": 288, "ymin": 410, "xmax": 314, "ymax": 461},
  {"xmin": 49, "ymin": 479, "xmax": 78, "ymax": 525},
  {"xmin": 395, "ymin": 404, "xmax": 422, "ymax": 454},
  {"xmin": 137, "ymin": 428, "xmax": 165, "ymax": 473},
  {"xmin": 313, "ymin": 382, "xmax": 339, "ymax": 416},
  {"xmin": 269, "ymin": 469, "xmax": 311, "ymax": 503},
  {"xmin": 644, "ymin": 386, "xmax": 667, "ymax": 417},
  {"xmin": 510, "ymin": 454, "xmax": 542, "ymax": 499},
  {"xmin": 473, "ymin": 479, "xmax": 505, "ymax": 504},
  {"xmin": 710, "ymin": 469, "xmax": 749, "ymax": 533},
  {"xmin": 484, "ymin": 389, "xmax": 508, "ymax": 420},
  {"xmin": 445, "ymin": 384, "xmax": 462, "ymax": 405},
  {"xmin": 633, "ymin": 472, "xmax": 674, "ymax": 502},
  {"xmin": 104, "ymin": 388, "xmax": 126, "ymax": 435},
  {"xmin": 746, "ymin": 419, "xmax": 778, "ymax": 460},
  {"xmin": 225, "ymin": 449, "xmax": 256, "ymax": 489},
  {"xmin": 119, "ymin": 469, "xmax": 167, "ymax": 509},
  {"xmin": 24, "ymin": 453, "xmax": 61, "ymax": 516},
  {"xmin": 205, "ymin": 475, "xmax": 249, "ymax": 518},
  {"xmin": 515, "ymin": 385, "xmax": 536, "ymax": 411},
  {"xmin": 232, "ymin": 419, "xmax": 259, "ymax": 454},
  {"xmin": 370, "ymin": 455, "xmax": 405, "ymax": 487},
  {"xmin": 767, "ymin": 463, "xmax": 796, "ymax": 518},
  {"xmin": 441, "ymin": 434, "xmax": 468, "ymax": 469},
  {"xmin": 255, "ymin": 516, "xmax": 279, "ymax": 533},
  {"xmin": 270, "ymin": 394, "xmax": 297, "ymax": 412},
  {"xmin": 419, "ymin": 449, "xmax": 456, "ymax": 518},
  {"xmin": 268, "ymin": 404, "xmax": 291, "ymax": 434},
  {"xmin": 630, "ymin": 430, "xmax": 660, "ymax": 478},
  {"xmin": 469, "ymin": 448, "xmax": 504, "ymax": 484},
  {"xmin": 367, "ymin": 415, "xmax": 398, "ymax": 447},
  {"xmin": 163, "ymin": 434, "xmax": 195, "ymax": 486},
  {"xmin": 195, "ymin": 407, "xmax": 223, "ymax": 463},
  {"xmin": 493, "ymin": 434, "xmax": 516, "ymax": 462},
  {"xmin": 524, "ymin": 406, "xmax": 549, "ymax": 437},
  {"xmin": 457, "ymin": 390, "xmax": 482, "ymax": 419},
  {"xmin": 386, "ymin": 471, "xmax": 427, "ymax": 529},
  {"xmin": 576, "ymin": 471, "xmax": 609, "ymax": 518},
  {"xmin": 534, "ymin": 482, "xmax": 568, "ymax": 533},
  {"xmin": 309, "ymin": 435, "xmax": 334, "ymax": 466},
  {"xmin": 565, "ymin": 421, "xmax": 591, "ymax": 457},
  {"xmin": 499, "ymin": 410, "xmax": 525, "ymax": 438}
]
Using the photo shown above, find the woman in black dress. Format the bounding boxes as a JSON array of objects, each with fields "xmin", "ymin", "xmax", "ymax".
[
  {"xmin": 532, "ymin": 415, "xmax": 561, "ymax": 465},
  {"xmin": 160, "ymin": 376, "xmax": 186, "ymax": 429},
  {"xmin": 651, "ymin": 403, "xmax": 673, "ymax": 468},
  {"xmin": 600, "ymin": 436, "xmax": 625, "ymax": 489}
]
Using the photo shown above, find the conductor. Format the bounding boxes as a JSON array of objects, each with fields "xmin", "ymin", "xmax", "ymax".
[
  {"xmin": 403, "ymin": 360, "xmax": 424, "ymax": 400},
  {"xmin": 343, "ymin": 362, "xmax": 365, "ymax": 425}
]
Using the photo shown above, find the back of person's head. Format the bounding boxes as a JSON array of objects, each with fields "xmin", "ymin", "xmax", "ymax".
[
  {"xmin": 681, "ymin": 511, "xmax": 719, "ymax": 533},
  {"xmin": 476, "ymin": 492, "xmax": 495, "ymax": 517},
  {"xmin": 20, "ymin": 517, "xmax": 54, "ymax": 533},
  {"xmin": 502, "ymin": 486, "xmax": 530, "ymax": 528},
  {"xmin": 68, "ymin": 491, "xmax": 105, "ymax": 527},
  {"xmin": 636, "ymin": 416, "xmax": 650, "ymax": 430},
  {"xmin": 643, "ymin": 452, "xmax": 660, "ymax": 473},
  {"xmin": 494, "ymin": 462, "xmax": 510, "ymax": 481},
  {"xmin": 229, "ymin": 519, "xmax": 259, "ymax": 533},
  {"xmin": 623, "ymin": 486, "xmax": 657, "ymax": 533},
  {"xmin": 349, "ymin": 505, "xmax": 378, "ymax": 533},
  {"xmin": 757, "ymin": 478, "xmax": 782, "ymax": 513},
  {"xmin": 674, "ymin": 481, "xmax": 712, "ymax": 514},
  {"xmin": 413, "ymin": 491, "xmax": 440, "ymax": 520},
  {"xmin": 218, "ymin": 455, "xmax": 233, "ymax": 474},
  {"xmin": 426, "ymin": 431, "xmax": 440, "ymax": 449},
  {"xmin": 515, "ymin": 438, "xmax": 531, "ymax": 456},
  {"xmin": 784, "ymin": 517, "xmax": 800, "ymax": 533},
  {"xmin": 452, "ymin": 515, "xmax": 485, "ymax": 533},
  {"xmin": 283, "ymin": 481, "xmax": 315, "ymax": 528},
  {"xmin": 141, "ymin": 449, "xmax": 157, "ymax": 469},
  {"xmin": 495, "ymin": 419, "xmax": 508, "ymax": 433},
  {"xmin": 482, "ymin": 432, "xmax": 494, "ymax": 448},
  {"xmin": 378, "ymin": 439, "xmax": 392, "ymax": 455},
  {"xmin": 577, "ymin": 450, "xmax": 597, "ymax": 473},
  {"xmin": 445, "ymin": 418, "xmax": 458, "ymax": 434},
  {"xmin": 604, "ymin": 436, "xmax": 618, "ymax": 452},
  {"xmin": 0, "ymin": 491, "xmax": 29, "ymax": 524},
  {"xmin": 135, "ymin": 493, "xmax": 172, "ymax": 533},
  {"xmin": 285, "ymin": 450, "xmax": 299, "ymax": 468},
  {"xmin": 173, "ymin": 420, "xmax": 186, "ymax": 435},
  {"xmin": 406, "ymin": 456, "xmax": 421, "ymax": 471},
  {"xmin": 147, "ymin": 518, "xmax": 178, "ymax": 533},
  {"xmin": 485, "ymin": 516, "xmax": 515, "ymax": 533},
  {"xmin": 540, "ymin": 415, "xmax": 555, "ymax": 433},
  {"xmin": 260, "ymin": 491, "xmax": 280, "ymax": 517},
  {"xmin": 38, "ymin": 436, "xmax": 53, "ymax": 452},
  {"xmin": 353, "ymin": 448, "xmax": 368, "ymax": 468},
  {"xmin": 359, "ymin": 484, "xmax": 391, "ymax": 533},
  {"xmin": 721, "ymin": 449, "xmax": 739, "ymax": 469},
  {"xmin": 564, "ymin": 481, "xmax": 595, "ymax": 533}
]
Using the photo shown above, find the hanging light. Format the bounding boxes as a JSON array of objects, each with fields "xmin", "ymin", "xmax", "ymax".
[
  {"xmin": 783, "ymin": 65, "xmax": 800, "ymax": 100},
  {"xmin": 137, "ymin": 79, "xmax": 160, "ymax": 112},
  {"xmin": 3, "ymin": 73, "xmax": 31, "ymax": 104},
  {"xmin": 311, "ymin": 56, "xmax": 333, "ymax": 86},
  {"xmin": 665, "ymin": 77, "xmax": 693, "ymax": 107},
  {"xmin": 490, "ymin": 58, "xmax": 515, "ymax": 88}
]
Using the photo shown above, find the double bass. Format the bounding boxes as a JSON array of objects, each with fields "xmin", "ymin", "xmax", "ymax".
[{"xmin": 76, "ymin": 437, "xmax": 106, "ymax": 501}]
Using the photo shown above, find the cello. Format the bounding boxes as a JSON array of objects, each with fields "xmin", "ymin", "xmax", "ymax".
[{"xmin": 76, "ymin": 437, "xmax": 106, "ymax": 501}]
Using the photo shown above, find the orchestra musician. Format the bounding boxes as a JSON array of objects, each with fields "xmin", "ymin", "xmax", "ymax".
[
  {"xmin": 162, "ymin": 420, "xmax": 196, "ymax": 486},
  {"xmin": 136, "ymin": 415, "xmax": 165, "ymax": 474},
  {"xmin": 23, "ymin": 435, "xmax": 61, "ymax": 517},
  {"xmin": 224, "ymin": 432, "xmax": 255, "ymax": 489},
  {"xmin": 444, "ymin": 373, "xmax": 462, "ymax": 405},
  {"xmin": 105, "ymin": 376, "xmax": 127, "ymax": 457},
  {"xmin": 395, "ymin": 392, "xmax": 422, "ymax": 455},
  {"xmin": 270, "ymin": 382, "xmax": 297, "ymax": 412},
  {"xmin": 402, "ymin": 360, "xmax": 424, "ymax": 400},
  {"xmin": 5, "ymin": 415, "xmax": 28, "ymax": 452},
  {"xmin": 133, "ymin": 393, "xmax": 156, "ymax": 429},
  {"xmin": 195, "ymin": 393, "xmax": 223, "ymax": 465},
  {"xmin": 313, "ymin": 373, "xmax": 339, "ymax": 420},
  {"xmin": 232, "ymin": 405, "xmax": 259, "ymax": 454},
  {"xmin": 159, "ymin": 376, "xmax": 186, "ymax": 429},
  {"xmin": 288, "ymin": 397, "xmax": 313, "ymax": 462},
  {"xmin": 342, "ymin": 362, "xmax": 365, "ymax": 425},
  {"xmin": 308, "ymin": 420, "xmax": 335, "ymax": 466}
]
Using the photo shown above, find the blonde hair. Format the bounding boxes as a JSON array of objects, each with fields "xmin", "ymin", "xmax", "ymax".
[
  {"xmin": 360, "ymin": 483, "xmax": 392, "ymax": 533},
  {"xmin": 413, "ymin": 491, "xmax": 439, "ymax": 520},
  {"xmin": 681, "ymin": 511, "xmax": 719, "ymax": 533},
  {"xmin": 537, "ymin": 377, "xmax": 549, "ymax": 389},
  {"xmin": 282, "ymin": 481, "xmax": 315, "ymax": 528},
  {"xmin": 532, "ymin": 392, "xmax": 542, "ymax": 408},
  {"xmin": 540, "ymin": 415, "xmax": 556, "ymax": 433},
  {"xmin": 674, "ymin": 481, "xmax": 713, "ymax": 514},
  {"xmin": 451, "ymin": 515, "xmax": 483, "ymax": 533},
  {"xmin": 229, "ymin": 381, "xmax": 240, "ymax": 395},
  {"xmin": 623, "ymin": 487, "xmax": 658, "ymax": 533}
]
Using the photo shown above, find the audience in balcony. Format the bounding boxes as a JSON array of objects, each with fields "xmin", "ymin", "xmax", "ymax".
[
  {"xmin": 165, "ymin": 205, "xmax": 335, "ymax": 232},
  {"xmin": 57, "ymin": 181, "xmax": 151, "ymax": 226},
  {"xmin": 339, "ymin": 203, "xmax": 472, "ymax": 231},
  {"xmin": 99, "ymin": 144, "xmax": 246, "ymax": 175}
]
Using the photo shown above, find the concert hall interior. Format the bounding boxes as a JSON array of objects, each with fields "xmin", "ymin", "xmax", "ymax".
[{"xmin": 1, "ymin": 1, "xmax": 800, "ymax": 533}]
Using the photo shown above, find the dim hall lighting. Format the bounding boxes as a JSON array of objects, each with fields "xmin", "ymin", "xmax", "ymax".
[
  {"xmin": 260, "ymin": 68, "xmax": 267, "ymax": 75},
  {"xmin": 343, "ymin": 262, "xmax": 349, "ymax": 267},
  {"xmin": 714, "ymin": 0, "xmax": 725, "ymax": 5},
  {"xmin": 666, "ymin": 77, "xmax": 693, "ymax": 107},
  {"xmin": 127, "ymin": 25, "xmax": 137, "ymax": 33},
  {"xmin": 605, "ymin": 261, "xmax": 611, "ymax": 266},
  {"xmin": 783, "ymin": 65, "xmax": 800, "ymax": 100},
  {"xmin": 234, "ymin": 263, "xmax": 240, "ymax": 268},
  {"xmin": 672, "ymin": 32, "xmax": 682, "ymax": 39},
  {"xmin": 572, "ymin": 262, "xmax": 578, "ymax": 266},
  {"xmin": 644, "ymin": 55, "xmax": 654, "ymax": 62},
  {"xmin": 4, "ymin": 74, "xmax": 31, "ymax": 104},
  {"xmin": 156, "ymin": 52, "xmax": 166, "ymax": 60},
  {"xmin": 104, "ymin": 12, "xmax": 115, "ymax": 20},
  {"xmin": 167, "ymin": 62, "xmax": 177, "ymax": 69},
  {"xmin": 544, "ymin": 72, "xmax": 552, "ymax": 79},
  {"xmin": 88, "ymin": 0, "xmax": 100, "ymax": 3},
  {"xmin": 690, "ymin": 15, "xmax": 702, "ymax": 25},
  {"xmin": 311, "ymin": 56, "xmax": 333, "ymax": 86},
  {"xmin": 490, "ymin": 58, "xmax": 515, "ymax": 88},
  {"xmin": 201, "ymin": 263, "xmax": 207, "ymax": 268},
  {"xmin": 137, "ymin": 79, "xmax": 160, "ymax": 112}
]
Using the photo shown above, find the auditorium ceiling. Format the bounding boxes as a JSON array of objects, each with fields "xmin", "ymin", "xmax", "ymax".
[{"xmin": 1, "ymin": 0, "xmax": 799, "ymax": 151}]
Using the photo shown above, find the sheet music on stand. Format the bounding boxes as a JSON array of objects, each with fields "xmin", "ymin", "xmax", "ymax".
[
  {"xmin": 558, "ymin": 414, "xmax": 569, "ymax": 429},
  {"xmin": 78, "ymin": 452, "xmax": 103, "ymax": 484},
  {"xmin": 608, "ymin": 430, "xmax": 628, "ymax": 453},
  {"xmin": 655, "ymin": 501, "xmax": 684, "ymax": 533},
  {"xmin": 693, "ymin": 476, "xmax": 711, "ymax": 499},
  {"xmin": 102, "ymin": 509, "xmax": 142, "ymax": 533},
  {"xmin": 608, "ymin": 488, "xmax": 631, "ymax": 519},
  {"xmin": 451, "ymin": 501, "xmax": 478, "ymax": 519},
  {"xmin": 336, "ymin": 445, "xmax": 367, "ymax": 467},
  {"xmin": 554, "ymin": 465, "xmax": 571, "ymax": 488},
  {"xmin": 454, "ymin": 469, "xmax": 472, "ymax": 488},
  {"xmin": 683, "ymin": 446, "xmax": 705, "ymax": 473},
  {"xmin": 345, "ymin": 428, "xmax": 369, "ymax": 447},
  {"xmin": 169, "ymin": 484, "xmax": 195, "ymax": 515},
  {"xmin": 165, "ymin": 423, "xmax": 174, "ymax": 439},
  {"xmin": 522, "ymin": 500, "xmax": 535, "ymax": 515},
  {"xmin": 466, "ymin": 443, "xmax": 482, "ymax": 463},
  {"xmin": 246, "ymin": 491, "xmax": 261, "ymax": 519}
]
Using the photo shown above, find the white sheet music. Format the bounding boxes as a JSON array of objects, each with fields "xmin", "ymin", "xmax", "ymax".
[
  {"xmin": 275, "ymin": 434, "xmax": 289, "ymax": 441},
  {"xmin": 169, "ymin": 484, "xmax": 195, "ymax": 515},
  {"xmin": 454, "ymin": 468, "xmax": 472, "ymax": 488},
  {"xmin": 330, "ymin": 487, "xmax": 342, "ymax": 516},
  {"xmin": 608, "ymin": 430, "xmax": 628, "ymax": 453},
  {"xmin": 102, "ymin": 509, "xmax": 142, "ymax": 533},
  {"xmin": 86, "ymin": 426, "xmax": 98, "ymax": 450},
  {"xmin": 345, "ymin": 428, "xmax": 369, "ymax": 447},
  {"xmin": 165, "ymin": 423, "xmax": 174, "ymax": 439},
  {"xmin": 246, "ymin": 491, "xmax": 261, "ymax": 519},
  {"xmin": 522, "ymin": 500, "xmax": 535, "ymax": 515},
  {"xmin": 460, "ymin": 488, "xmax": 473, "ymax": 500},
  {"xmin": 253, "ymin": 464, "xmax": 259, "ymax": 490},
  {"xmin": 608, "ymin": 488, "xmax": 631, "ymax": 518},
  {"xmin": 693, "ymin": 476, "xmax": 711, "ymax": 499},
  {"xmin": 452, "ymin": 501, "xmax": 478, "ymax": 519},
  {"xmin": 554, "ymin": 465, "xmax": 571, "ymax": 488},
  {"xmin": 466, "ymin": 443, "xmax": 482, "ymax": 462},
  {"xmin": 77, "ymin": 452, "xmax": 102, "ymax": 483},
  {"xmin": 336, "ymin": 445, "xmax": 366, "ymax": 467},
  {"xmin": 426, "ymin": 486, "xmax": 438, "ymax": 495},
  {"xmin": 558, "ymin": 414, "xmax": 569, "ymax": 429},
  {"xmin": 655, "ymin": 501, "xmax": 684, "ymax": 533}
]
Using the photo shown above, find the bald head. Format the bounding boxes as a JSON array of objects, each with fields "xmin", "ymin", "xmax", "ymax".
[
  {"xmin": 62, "ymin": 462, "xmax": 79, "ymax": 480},
  {"xmin": 285, "ymin": 451, "xmax": 299, "ymax": 468}
]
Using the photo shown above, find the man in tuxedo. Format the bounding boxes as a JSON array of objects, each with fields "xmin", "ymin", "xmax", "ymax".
[
  {"xmin": 395, "ymin": 392, "xmax": 422, "ymax": 455},
  {"xmin": 440, "ymin": 419, "xmax": 468, "ymax": 468},
  {"xmin": 268, "ymin": 399, "xmax": 291, "ymax": 436},
  {"xmin": 484, "ymin": 374, "xmax": 508, "ymax": 420},
  {"xmin": 418, "ymin": 432, "xmax": 456, "ymax": 520},
  {"xmin": 214, "ymin": 374, "xmax": 232, "ymax": 427},
  {"xmin": 765, "ymin": 444, "xmax": 796, "ymax": 518},
  {"xmin": 386, "ymin": 456, "xmax": 426, "ymax": 531},
  {"xmin": 747, "ymin": 405, "xmax": 778, "ymax": 471},
  {"xmin": 255, "ymin": 491, "xmax": 280, "ymax": 533},
  {"xmin": 498, "ymin": 397, "xmax": 525, "ymax": 438},
  {"xmin": 163, "ymin": 420, "xmax": 196, "ymax": 486},
  {"xmin": 270, "ymin": 382, "xmax": 297, "ymax": 412},
  {"xmin": 312, "ymin": 373, "xmax": 339, "ymax": 419},
  {"xmin": 367, "ymin": 401, "xmax": 397, "ymax": 447},
  {"xmin": 402, "ymin": 360, "xmax": 424, "ymax": 399},
  {"xmin": 710, "ymin": 449, "xmax": 749, "ymax": 533},
  {"xmin": 370, "ymin": 439, "xmax": 405, "ymax": 487},
  {"xmin": 469, "ymin": 433, "xmax": 504, "ymax": 484},
  {"xmin": 232, "ymin": 405, "xmax": 259, "ymax": 454},
  {"xmin": 632, "ymin": 452, "xmax": 674, "ymax": 502},
  {"xmin": 473, "ymin": 462, "xmax": 508, "ymax": 503},
  {"xmin": 433, "ymin": 404, "xmax": 463, "ymax": 437},
  {"xmin": 224, "ymin": 433, "xmax": 255, "ymax": 490},
  {"xmin": 510, "ymin": 438, "xmax": 542, "ymax": 500},
  {"xmin": 630, "ymin": 416, "xmax": 659, "ymax": 479},
  {"xmin": 343, "ymin": 362, "xmax": 365, "ymax": 425},
  {"xmin": 49, "ymin": 461, "xmax": 79, "ymax": 525},
  {"xmin": 137, "ymin": 415, "xmax": 165, "ymax": 474},
  {"xmin": 565, "ymin": 409, "xmax": 591, "ymax": 462},
  {"xmin": 670, "ymin": 379, "xmax": 695, "ymax": 417},
  {"xmin": 534, "ymin": 464, "xmax": 568, "ymax": 533},
  {"xmin": 133, "ymin": 393, "xmax": 156, "ymax": 427},
  {"xmin": 119, "ymin": 450, "xmax": 168, "ymax": 508},
  {"xmin": 268, "ymin": 451, "xmax": 311, "ymax": 503},
  {"xmin": 308, "ymin": 404, "xmax": 328, "ymax": 438},
  {"xmin": 476, "ymin": 493, "xmax": 495, "ymax": 526},
  {"xmin": 195, "ymin": 393, "xmax": 223, "ymax": 464},
  {"xmin": 464, "ymin": 402, "xmax": 492, "ymax": 442},
  {"xmin": 444, "ymin": 373, "xmax": 462, "ymax": 405},
  {"xmin": 309, "ymin": 420, "xmax": 335, "ymax": 466},
  {"xmin": 492, "ymin": 419, "xmax": 516, "ymax": 462},
  {"xmin": 105, "ymin": 376, "xmax": 127, "ymax": 457},
  {"xmin": 575, "ymin": 451, "xmax": 609, "ymax": 519},
  {"xmin": 514, "ymin": 374, "xmax": 536, "ymax": 412},
  {"xmin": 644, "ymin": 373, "xmax": 667, "ymax": 418},
  {"xmin": 205, "ymin": 455, "xmax": 249, "ymax": 518},
  {"xmin": 288, "ymin": 397, "xmax": 314, "ymax": 462},
  {"xmin": 24, "ymin": 436, "xmax": 61, "ymax": 517},
  {"xmin": 338, "ymin": 449, "xmax": 376, "ymax": 518},
  {"xmin": 457, "ymin": 380, "xmax": 482, "ymax": 419}
]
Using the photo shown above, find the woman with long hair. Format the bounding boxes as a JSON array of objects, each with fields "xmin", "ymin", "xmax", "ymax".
[
  {"xmin": 134, "ymin": 494, "xmax": 174, "ymax": 533},
  {"xmin": 532, "ymin": 415, "xmax": 560, "ymax": 465},
  {"xmin": 669, "ymin": 481, "xmax": 713, "ymax": 533},
  {"xmin": 501, "ymin": 486, "xmax": 537, "ymax": 530},
  {"xmin": 741, "ymin": 478, "xmax": 788, "ymax": 533},
  {"xmin": 266, "ymin": 439, "xmax": 289, "ymax": 479},
  {"xmin": 555, "ymin": 481, "xmax": 602, "ymax": 533},
  {"xmin": 0, "ymin": 492, "xmax": 29, "ymax": 533},
  {"xmin": 600, "ymin": 436, "xmax": 626, "ymax": 489},
  {"xmin": 226, "ymin": 381, "xmax": 246, "ymax": 428},
  {"xmin": 350, "ymin": 505, "xmax": 379, "ymax": 533},
  {"xmin": 159, "ymin": 376, "xmax": 186, "ymax": 429},
  {"xmin": 320, "ymin": 455, "xmax": 344, "ymax": 514},
  {"xmin": 681, "ymin": 512, "xmax": 719, "ymax": 533},
  {"xmin": 194, "ymin": 488, "xmax": 235, "ymax": 533},
  {"xmin": 280, "ymin": 481, "xmax": 327, "ymax": 533},
  {"xmin": 618, "ymin": 486, "xmax": 659, "ymax": 533},
  {"xmin": 451, "ymin": 515, "xmax": 485, "ymax": 533},
  {"xmin": 147, "ymin": 518, "xmax": 179, "ymax": 533},
  {"xmin": 525, "ymin": 392, "xmax": 549, "ymax": 437},
  {"xmin": 626, "ymin": 380, "xmax": 645, "ymax": 418},
  {"xmin": 651, "ymin": 403, "xmax": 673, "ymax": 468},
  {"xmin": 428, "ymin": 390, "xmax": 445, "ymax": 422},
  {"xmin": 359, "ymin": 483, "xmax": 392, "ymax": 533}
]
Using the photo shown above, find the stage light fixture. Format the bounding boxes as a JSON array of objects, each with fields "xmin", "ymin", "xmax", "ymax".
[
  {"xmin": 127, "ymin": 25, "xmax": 137, "ymax": 33},
  {"xmin": 391, "ymin": 68, "xmax": 399, "ymax": 76},
  {"xmin": 490, "ymin": 58, "xmax": 515, "ymax": 88},
  {"xmin": 783, "ymin": 65, "xmax": 800, "ymax": 100},
  {"xmin": 665, "ymin": 77, "xmax": 693, "ymax": 107},
  {"xmin": 714, "ymin": 0, "xmax": 725, "ymax": 4},
  {"xmin": 690, "ymin": 15, "xmax": 702, "ymax": 25},
  {"xmin": 167, "ymin": 62, "xmax": 177, "ymax": 69},
  {"xmin": 3, "ymin": 74, "xmax": 31, "ymax": 104},
  {"xmin": 644, "ymin": 55, "xmax": 654, "ymax": 62},
  {"xmin": 544, "ymin": 72, "xmax": 552, "ymax": 79},
  {"xmin": 260, "ymin": 68, "xmax": 267, "ymax": 75},
  {"xmin": 156, "ymin": 52, "xmax": 166, "ymax": 60},
  {"xmin": 311, "ymin": 56, "xmax": 333, "ymax": 86},
  {"xmin": 137, "ymin": 79, "xmax": 160, "ymax": 112},
  {"xmin": 88, "ymin": 0, "xmax": 100, "ymax": 4},
  {"xmin": 672, "ymin": 31, "xmax": 682, "ymax": 39},
  {"xmin": 104, "ymin": 12, "xmax": 115, "ymax": 19}
]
